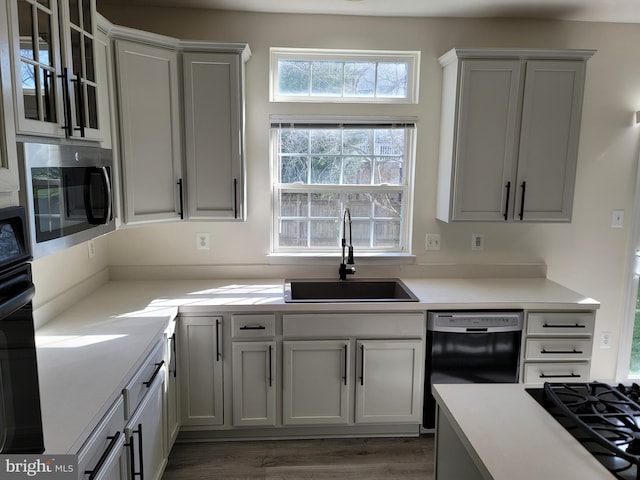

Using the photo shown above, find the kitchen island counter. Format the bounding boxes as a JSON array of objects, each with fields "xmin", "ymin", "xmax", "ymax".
[{"xmin": 433, "ymin": 383, "xmax": 612, "ymax": 479}]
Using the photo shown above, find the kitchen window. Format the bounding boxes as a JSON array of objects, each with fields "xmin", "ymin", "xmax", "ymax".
[
  {"xmin": 270, "ymin": 48, "xmax": 420, "ymax": 104},
  {"xmin": 270, "ymin": 118, "xmax": 416, "ymax": 254}
]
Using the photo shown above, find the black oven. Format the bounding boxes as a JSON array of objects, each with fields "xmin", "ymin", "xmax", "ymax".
[
  {"xmin": 18, "ymin": 142, "xmax": 114, "ymax": 259},
  {"xmin": 0, "ymin": 206, "xmax": 43, "ymax": 453}
]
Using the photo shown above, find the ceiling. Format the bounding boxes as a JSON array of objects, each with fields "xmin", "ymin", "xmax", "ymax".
[{"xmin": 96, "ymin": 0, "xmax": 640, "ymax": 24}]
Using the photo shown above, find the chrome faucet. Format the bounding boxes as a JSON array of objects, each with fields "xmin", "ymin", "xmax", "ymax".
[{"xmin": 339, "ymin": 208, "xmax": 356, "ymax": 280}]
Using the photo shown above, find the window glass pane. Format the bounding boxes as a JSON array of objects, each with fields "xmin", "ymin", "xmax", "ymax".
[
  {"xmin": 71, "ymin": 29, "xmax": 82, "ymax": 74},
  {"xmin": 278, "ymin": 60, "xmax": 309, "ymax": 96},
  {"xmin": 36, "ymin": 8, "xmax": 53, "ymax": 66},
  {"xmin": 309, "ymin": 193, "xmax": 339, "ymax": 218},
  {"xmin": 311, "ymin": 61, "xmax": 343, "ymax": 96},
  {"xmin": 344, "ymin": 62, "xmax": 375, "ymax": 97},
  {"xmin": 373, "ymin": 221, "xmax": 400, "ymax": 247},
  {"xmin": 376, "ymin": 62, "xmax": 408, "ymax": 97},
  {"xmin": 279, "ymin": 220, "xmax": 307, "ymax": 247},
  {"xmin": 343, "ymin": 157, "xmax": 372, "ymax": 185},
  {"xmin": 280, "ymin": 192, "xmax": 308, "ymax": 217},
  {"xmin": 310, "ymin": 129, "xmax": 341, "ymax": 155},
  {"xmin": 82, "ymin": 0, "xmax": 93, "ymax": 34},
  {"xmin": 280, "ymin": 129, "xmax": 309, "ymax": 154},
  {"xmin": 69, "ymin": 0, "xmax": 80, "ymax": 27},
  {"xmin": 310, "ymin": 156, "xmax": 341, "ymax": 184},
  {"xmin": 343, "ymin": 130, "xmax": 372, "ymax": 155},
  {"xmin": 84, "ymin": 37, "xmax": 95, "ymax": 81},
  {"xmin": 22, "ymin": 62, "xmax": 38, "ymax": 119},
  {"xmin": 18, "ymin": 0, "xmax": 35, "ymax": 61},
  {"xmin": 310, "ymin": 220, "xmax": 339, "ymax": 247},
  {"xmin": 373, "ymin": 192, "xmax": 402, "ymax": 217},
  {"xmin": 281, "ymin": 156, "xmax": 308, "ymax": 184},
  {"xmin": 351, "ymin": 221, "xmax": 371, "ymax": 247},
  {"xmin": 374, "ymin": 158, "xmax": 402, "ymax": 184}
]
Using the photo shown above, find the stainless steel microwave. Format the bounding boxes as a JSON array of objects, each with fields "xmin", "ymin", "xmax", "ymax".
[{"xmin": 18, "ymin": 142, "xmax": 115, "ymax": 259}]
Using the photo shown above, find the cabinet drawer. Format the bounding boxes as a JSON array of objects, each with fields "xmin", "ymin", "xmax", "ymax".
[
  {"xmin": 527, "ymin": 312, "xmax": 595, "ymax": 335},
  {"xmin": 282, "ymin": 313, "xmax": 425, "ymax": 338},
  {"xmin": 525, "ymin": 338, "xmax": 592, "ymax": 361},
  {"xmin": 232, "ymin": 314, "xmax": 276, "ymax": 338},
  {"xmin": 123, "ymin": 341, "xmax": 164, "ymax": 419},
  {"xmin": 523, "ymin": 363, "xmax": 590, "ymax": 384},
  {"xmin": 78, "ymin": 396, "xmax": 126, "ymax": 479}
]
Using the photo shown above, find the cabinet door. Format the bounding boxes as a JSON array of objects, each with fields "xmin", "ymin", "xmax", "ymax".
[
  {"xmin": 165, "ymin": 324, "xmax": 180, "ymax": 449},
  {"xmin": 232, "ymin": 341, "xmax": 276, "ymax": 426},
  {"xmin": 356, "ymin": 340, "xmax": 423, "ymax": 424},
  {"xmin": 126, "ymin": 369, "xmax": 166, "ymax": 480},
  {"xmin": 58, "ymin": 0, "xmax": 101, "ymax": 140},
  {"xmin": 178, "ymin": 316, "xmax": 224, "ymax": 426},
  {"xmin": 514, "ymin": 60, "xmax": 586, "ymax": 222},
  {"xmin": 8, "ymin": 0, "xmax": 64, "ymax": 137},
  {"xmin": 283, "ymin": 340, "xmax": 350, "ymax": 425},
  {"xmin": 115, "ymin": 39, "xmax": 182, "ymax": 224},
  {"xmin": 449, "ymin": 59, "xmax": 523, "ymax": 221},
  {"xmin": 183, "ymin": 52, "xmax": 244, "ymax": 220},
  {"xmin": 0, "ymin": 3, "xmax": 19, "ymax": 193}
]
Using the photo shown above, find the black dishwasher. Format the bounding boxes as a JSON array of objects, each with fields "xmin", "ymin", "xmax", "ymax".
[{"xmin": 423, "ymin": 311, "xmax": 523, "ymax": 429}]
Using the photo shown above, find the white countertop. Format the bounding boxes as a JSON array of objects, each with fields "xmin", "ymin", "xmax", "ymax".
[
  {"xmin": 433, "ymin": 384, "xmax": 613, "ymax": 480},
  {"xmin": 34, "ymin": 277, "xmax": 599, "ymax": 454}
]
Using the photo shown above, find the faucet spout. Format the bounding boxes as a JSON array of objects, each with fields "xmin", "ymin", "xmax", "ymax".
[{"xmin": 339, "ymin": 208, "xmax": 356, "ymax": 280}]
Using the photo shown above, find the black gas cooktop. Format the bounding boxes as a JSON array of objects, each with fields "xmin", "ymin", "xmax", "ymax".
[{"xmin": 527, "ymin": 382, "xmax": 640, "ymax": 480}]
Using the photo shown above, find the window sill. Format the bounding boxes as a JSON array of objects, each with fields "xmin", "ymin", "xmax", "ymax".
[{"xmin": 266, "ymin": 252, "xmax": 416, "ymax": 265}]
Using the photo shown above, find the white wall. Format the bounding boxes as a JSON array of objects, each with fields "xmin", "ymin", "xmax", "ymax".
[{"xmin": 90, "ymin": 7, "xmax": 640, "ymax": 380}]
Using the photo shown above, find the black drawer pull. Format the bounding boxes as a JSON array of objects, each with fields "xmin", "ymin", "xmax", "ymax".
[
  {"xmin": 542, "ymin": 323, "xmax": 586, "ymax": 329},
  {"xmin": 143, "ymin": 361, "xmax": 165, "ymax": 387},
  {"xmin": 239, "ymin": 325, "xmax": 266, "ymax": 330},
  {"xmin": 540, "ymin": 349, "xmax": 583, "ymax": 355},
  {"xmin": 539, "ymin": 373, "xmax": 581, "ymax": 379},
  {"xmin": 85, "ymin": 431, "xmax": 121, "ymax": 480}
]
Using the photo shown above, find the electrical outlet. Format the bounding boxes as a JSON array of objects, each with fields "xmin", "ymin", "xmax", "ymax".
[
  {"xmin": 425, "ymin": 234, "xmax": 440, "ymax": 251},
  {"xmin": 612, "ymin": 210, "xmax": 624, "ymax": 228},
  {"xmin": 196, "ymin": 233, "xmax": 210, "ymax": 250},
  {"xmin": 471, "ymin": 233, "xmax": 484, "ymax": 251},
  {"xmin": 600, "ymin": 331, "xmax": 613, "ymax": 349},
  {"xmin": 88, "ymin": 239, "xmax": 96, "ymax": 259}
]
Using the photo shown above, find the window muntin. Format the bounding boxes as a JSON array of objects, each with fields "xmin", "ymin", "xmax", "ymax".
[
  {"xmin": 270, "ymin": 48, "xmax": 420, "ymax": 104},
  {"xmin": 272, "ymin": 122, "xmax": 414, "ymax": 253}
]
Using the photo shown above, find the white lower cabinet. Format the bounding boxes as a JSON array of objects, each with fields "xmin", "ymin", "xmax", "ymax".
[
  {"xmin": 78, "ymin": 397, "xmax": 127, "ymax": 480},
  {"xmin": 179, "ymin": 316, "xmax": 224, "ymax": 426},
  {"xmin": 283, "ymin": 340, "xmax": 350, "ymax": 425},
  {"xmin": 356, "ymin": 340, "xmax": 423, "ymax": 424},
  {"xmin": 123, "ymin": 342, "xmax": 167, "ymax": 480},
  {"xmin": 522, "ymin": 311, "xmax": 595, "ymax": 384},
  {"xmin": 232, "ymin": 341, "xmax": 277, "ymax": 426}
]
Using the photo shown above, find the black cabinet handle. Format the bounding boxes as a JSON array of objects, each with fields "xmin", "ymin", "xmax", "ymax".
[
  {"xmin": 540, "ymin": 349, "xmax": 583, "ymax": 355},
  {"xmin": 542, "ymin": 323, "xmax": 586, "ymax": 329},
  {"xmin": 239, "ymin": 325, "xmax": 266, "ymax": 331},
  {"xmin": 216, "ymin": 319, "xmax": 221, "ymax": 361},
  {"xmin": 539, "ymin": 373, "xmax": 581, "ymax": 379},
  {"xmin": 503, "ymin": 181, "xmax": 511, "ymax": 220},
  {"xmin": 343, "ymin": 344, "xmax": 348, "ymax": 386},
  {"xmin": 73, "ymin": 71, "xmax": 86, "ymax": 137},
  {"xmin": 129, "ymin": 424, "xmax": 144, "ymax": 479},
  {"xmin": 233, "ymin": 178, "xmax": 238, "ymax": 219},
  {"xmin": 269, "ymin": 345, "xmax": 273, "ymax": 386},
  {"xmin": 359, "ymin": 345, "xmax": 364, "ymax": 386},
  {"xmin": 177, "ymin": 178, "xmax": 184, "ymax": 220},
  {"xmin": 171, "ymin": 333, "xmax": 177, "ymax": 378},
  {"xmin": 58, "ymin": 67, "xmax": 73, "ymax": 138},
  {"xmin": 143, "ymin": 361, "xmax": 164, "ymax": 387},
  {"xmin": 85, "ymin": 431, "xmax": 121, "ymax": 480},
  {"xmin": 519, "ymin": 181, "xmax": 526, "ymax": 220}
]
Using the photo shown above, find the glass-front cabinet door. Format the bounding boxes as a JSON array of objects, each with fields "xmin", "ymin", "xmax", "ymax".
[{"xmin": 7, "ymin": 0, "xmax": 101, "ymax": 140}]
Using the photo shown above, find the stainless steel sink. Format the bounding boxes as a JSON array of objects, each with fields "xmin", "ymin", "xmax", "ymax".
[{"xmin": 283, "ymin": 278, "xmax": 419, "ymax": 303}]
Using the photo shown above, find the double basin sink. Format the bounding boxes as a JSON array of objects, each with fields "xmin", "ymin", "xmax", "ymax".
[{"xmin": 284, "ymin": 278, "xmax": 419, "ymax": 303}]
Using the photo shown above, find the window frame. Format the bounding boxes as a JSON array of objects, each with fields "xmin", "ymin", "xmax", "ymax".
[
  {"xmin": 269, "ymin": 48, "xmax": 420, "ymax": 104},
  {"xmin": 270, "ymin": 116, "xmax": 416, "ymax": 256}
]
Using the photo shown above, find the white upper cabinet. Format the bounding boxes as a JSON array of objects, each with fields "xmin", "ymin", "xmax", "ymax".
[
  {"xmin": 0, "ymin": 3, "xmax": 19, "ymax": 193},
  {"xmin": 436, "ymin": 48, "xmax": 594, "ymax": 223},
  {"xmin": 183, "ymin": 47, "xmax": 249, "ymax": 220},
  {"xmin": 113, "ymin": 31, "xmax": 183, "ymax": 224},
  {"xmin": 112, "ymin": 27, "xmax": 250, "ymax": 225},
  {"xmin": 7, "ymin": 0, "xmax": 105, "ymax": 140}
]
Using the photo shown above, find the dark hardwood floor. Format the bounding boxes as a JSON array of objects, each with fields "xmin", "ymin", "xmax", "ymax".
[{"xmin": 162, "ymin": 435, "xmax": 435, "ymax": 479}]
